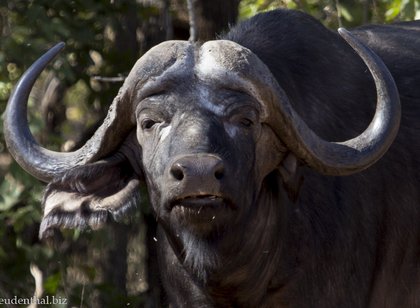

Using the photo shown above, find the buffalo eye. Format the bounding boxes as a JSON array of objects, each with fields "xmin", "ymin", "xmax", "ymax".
[
  {"xmin": 230, "ymin": 114, "xmax": 255, "ymax": 128},
  {"xmin": 240, "ymin": 118, "xmax": 254, "ymax": 127},
  {"xmin": 227, "ymin": 103, "xmax": 259, "ymax": 129},
  {"xmin": 141, "ymin": 118, "xmax": 157, "ymax": 130}
]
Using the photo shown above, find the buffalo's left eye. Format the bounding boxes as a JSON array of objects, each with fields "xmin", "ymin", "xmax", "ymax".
[
  {"xmin": 227, "ymin": 105, "xmax": 259, "ymax": 129},
  {"xmin": 240, "ymin": 118, "xmax": 253, "ymax": 127},
  {"xmin": 141, "ymin": 118, "xmax": 157, "ymax": 130}
]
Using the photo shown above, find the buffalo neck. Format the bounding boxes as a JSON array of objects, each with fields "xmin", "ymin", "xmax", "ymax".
[{"xmin": 159, "ymin": 171, "xmax": 301, "ymax": 306}]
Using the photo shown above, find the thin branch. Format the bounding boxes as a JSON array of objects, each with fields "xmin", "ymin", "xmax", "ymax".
[
  {"xmin": 363, "ymin": 0, "xmax": 370, "ymax": 24},
  {"xmin": 335, "ymin": 0, "xmax": 343, "ymax": 28},
  {"xmin": 162, "ymin": 0, "xmax": 173, "ymax": 40},
  {"xmin": 187, "ymin": 0, "xmax": 198, "ymax": 42},
  {"xmin": 93, "ymin": 75, "xmax": 126, "ymax": 83},
  {"xmin": 79, "ymin": 282, "xmax": 85, "ymax": 308},
  {"xmin": 29, "ymin": 263, "xmax": 43, "ymax": 308}
]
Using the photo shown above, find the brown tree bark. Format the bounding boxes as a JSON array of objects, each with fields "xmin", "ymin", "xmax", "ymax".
[
  {"xmin": 172, "ymin": 0, "xmax": 240, "ymax": 41},
  {"xmin": 194, "ymin": 0, "xmax": 240, "ymax": 41}
]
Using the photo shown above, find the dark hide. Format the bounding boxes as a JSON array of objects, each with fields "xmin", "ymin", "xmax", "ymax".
[{"xmin": 39, "ymin": 9, "xmax": 419, "ymax": 307}]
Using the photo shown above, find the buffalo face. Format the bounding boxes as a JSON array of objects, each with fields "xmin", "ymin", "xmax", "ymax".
[
  {"xmin": 138, "ymin": 85, "xmax": 270, "ymax": 235},
  {"xmin": 133, "ymin": 42, "xmax": 286, "ymax": 237}
]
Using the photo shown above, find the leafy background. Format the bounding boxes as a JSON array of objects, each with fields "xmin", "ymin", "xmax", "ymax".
[{"xmin": 0, "ymin": 0, "xmax": 418, "ymax": 307}]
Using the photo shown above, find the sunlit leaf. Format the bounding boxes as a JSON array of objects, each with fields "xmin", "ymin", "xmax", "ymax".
[{"xmin": 44, "ymin": 272, "xmax": 62, "ymax": 294}]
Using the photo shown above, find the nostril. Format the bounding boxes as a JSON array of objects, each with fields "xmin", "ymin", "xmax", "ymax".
[
  {"xmin": 170, "ymin": 163, "xmax": 185, "ymax": 181},
  {"xmin": 214, "ymin": 163, "xmax": 224, "ymax": 180},
  {"xmin": 170, "ymin": 156, "xmax": 225, "ymax": 182}
]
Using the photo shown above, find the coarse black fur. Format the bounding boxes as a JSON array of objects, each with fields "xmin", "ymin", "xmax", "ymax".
[{"xmin": 36, "ymin": 9, "xmax": 420, "ymax": 307}]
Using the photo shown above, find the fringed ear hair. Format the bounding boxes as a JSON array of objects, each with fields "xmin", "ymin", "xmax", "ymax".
[{"xmin": 39, "ymin": 152, "xmax": 141, "ymax": 239}]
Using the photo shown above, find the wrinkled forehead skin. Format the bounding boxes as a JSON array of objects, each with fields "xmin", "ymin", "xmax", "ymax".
[
  {"xmin": 121, "ymin": 39, "xmax": 284, "ymax": 122},
  {"xmin": 84, "ymin": 39, "xmax": 289, "ymax": 163}
]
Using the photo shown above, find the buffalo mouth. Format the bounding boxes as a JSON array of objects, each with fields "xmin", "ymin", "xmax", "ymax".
[{"xmin": 169, "ymin": 194, "xmax": 235, "ymax": 224}]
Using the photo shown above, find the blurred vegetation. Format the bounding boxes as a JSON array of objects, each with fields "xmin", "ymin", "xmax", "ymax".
[
  {"xmin": 0, "ymin": 0, "xmax": 418, "ymax": 307},
  {"xmin": 239, "ymin": 0, "xmax": 420, "ymax": 25}
]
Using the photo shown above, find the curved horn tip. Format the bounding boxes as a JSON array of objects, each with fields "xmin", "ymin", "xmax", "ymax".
[
  {"xmin": 337, "ymin": 28, "xmax": 353, "ymax": 40},
  {"xmin": 55, "ymin": 41, "xmax": 65, "ymax": 47},
  {"xmin": 48, "ymin": 42, "xmax": 66, "ymax": 54},
  {"xmin": 37, "ymin": 42, "xmax": 66, "ymax": 63},
  {"xmin": 55, "ymin": 41, "xmax": 65, "ymax": 49}
]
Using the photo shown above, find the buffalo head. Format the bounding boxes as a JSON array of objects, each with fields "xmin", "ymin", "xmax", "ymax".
[{"xmin": 4, "ymin": 29, "xmax": 400, "ymax": 280}]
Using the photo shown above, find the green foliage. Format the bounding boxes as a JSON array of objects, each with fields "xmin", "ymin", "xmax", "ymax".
[
  {"xmin": 384, "ymin": 0, "xmax": 420, "ymax": 21},
  {"xmin": 239, "ymin": 0, "xmax": 420, "ymax": 28},
  {"xmin": 0, "ymin": 0, "xmax": 418, "ymax": 306}
]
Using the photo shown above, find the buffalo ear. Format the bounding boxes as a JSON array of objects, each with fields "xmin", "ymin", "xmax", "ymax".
[
  {"xmin": 278, "ymin": 152, "xmax": 304, "ymax": 202},
  {"xmin": 39, "ymin": 154, "xmax": 141, "ymax": 239}
]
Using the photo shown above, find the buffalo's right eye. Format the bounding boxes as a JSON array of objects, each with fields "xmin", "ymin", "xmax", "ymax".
[{"xmin": 141, "ymin": 118, "xmax": 157, "ymax": 130}]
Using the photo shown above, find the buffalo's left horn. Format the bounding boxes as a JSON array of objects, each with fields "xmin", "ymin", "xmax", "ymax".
[
  {"xmin": 271, "ymin": 28, "xmax": 401, "ymax": 175},
  {"xmin": 3, "ymin": 43, "xmax": 125, "ymax": 182}
]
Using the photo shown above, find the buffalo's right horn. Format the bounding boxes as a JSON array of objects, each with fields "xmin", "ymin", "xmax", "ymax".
[{"xmin": 3, "ymin": 43, "xmax": 132, "ymax": 182}]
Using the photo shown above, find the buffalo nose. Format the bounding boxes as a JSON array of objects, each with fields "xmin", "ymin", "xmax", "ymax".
[{"xmin": 170, "ymin": 154, "xmax": 225, "ymax": 182}]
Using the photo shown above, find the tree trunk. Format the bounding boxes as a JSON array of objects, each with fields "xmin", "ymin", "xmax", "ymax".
[{"xmin": 194, "ymin": 0, "xmax": 240, "ymax": 41}]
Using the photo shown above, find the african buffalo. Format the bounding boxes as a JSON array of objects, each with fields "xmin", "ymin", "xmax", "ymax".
[{"xmin": 4, "ymin": 9, "xmax": 420, "ymax": 307}]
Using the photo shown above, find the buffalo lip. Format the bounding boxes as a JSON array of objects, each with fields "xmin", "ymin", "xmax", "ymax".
[
  {"xmin": 171, "ymin": 194, "xmax": 223, "ymax": 208},
  {"xmin": 168, "ymin": 195, "xmax": 235, "ymax": 231},
  {"xmin": 169, "ymin": 194, "xmax": 235, "ymax": 212}
]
